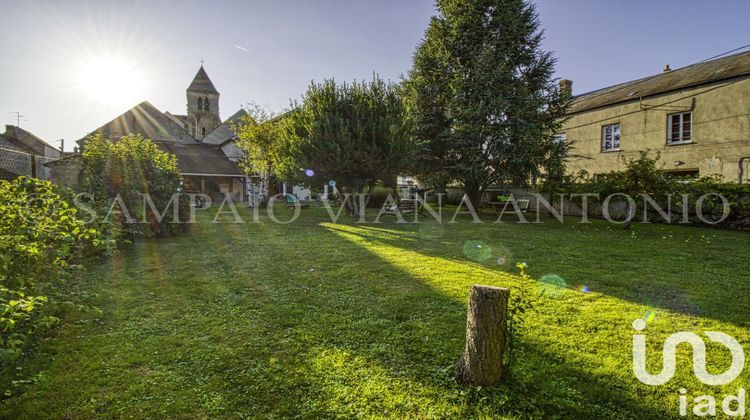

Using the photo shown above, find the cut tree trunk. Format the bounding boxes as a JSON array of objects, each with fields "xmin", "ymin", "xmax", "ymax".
[{"xmin": 455, "ymin": 285, "xmax": 510, "ymax": 386}]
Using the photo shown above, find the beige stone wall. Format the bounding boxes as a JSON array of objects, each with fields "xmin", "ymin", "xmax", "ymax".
[
  {"xmin": 563, "ymin": 77, "xmax": 750, "ymax": 182},
  {"xmin": 48, "ymin": 156, "xmax": 82, "ymax": 189}
]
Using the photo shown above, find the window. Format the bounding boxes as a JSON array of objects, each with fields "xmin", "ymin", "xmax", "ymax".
[
  {"xmin": 201, "ymin": 127, "xmax": 206, "ymax": 136},
  {"xmin": 665, "ymin": 169, "xmax": 699, "ymax": 179},
  {"xmin": 601, "ymin": 124, "xmax": 620, "ymax": 151},
  {"xmin": 553, "ymin": 133, "xmax": 566, "ymax": 143},
  {"xmin": 197, "ymin": 98, "xmax": 204, "ymax": 110},
  {"xmin": 668, "ymin": 112, "xmax": 691, "ymax": 144},
  {"xmin": 204, "ymin": 99, "xmax": 209, "ymax": 111}
]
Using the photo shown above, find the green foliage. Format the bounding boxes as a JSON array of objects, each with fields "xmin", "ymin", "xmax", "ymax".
[
  {"xmin": 232, "ymin": 104, "xmax": 285, "ymax": 182},
  {"xmin": 406, "ymin": 0, "xmax": 569, "ymax": 205},
  {"xmin": 364, "ymin": 185, "xmax": 395, "ymax": 209},
  {"xmin": 0, "ymin": 177, "xmax": 104, "ymax": 358},
  {"xmin": 561, "ymin": 151, "xmax": 750, "ymax": 228},
  {"xmin": 282, "ymin": 75, "xmax": 419, "ymax": 213},
  {"xmin": 505, "ymin": 262, "xmax": 540, "ymax": 371},
  {"xmin": 81, "ymin": 132, "xmax": 189, "ymax": 238}
]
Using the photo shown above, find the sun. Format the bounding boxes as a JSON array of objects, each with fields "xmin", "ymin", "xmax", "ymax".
[{"xmin": 77, "ymin": 55, "xmax": 145, "ymax": 106}]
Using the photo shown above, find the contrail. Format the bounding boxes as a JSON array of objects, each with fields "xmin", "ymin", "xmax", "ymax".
[{"xmin": 234, "ymin": 45, "xmax": 251, "ymax": 53}]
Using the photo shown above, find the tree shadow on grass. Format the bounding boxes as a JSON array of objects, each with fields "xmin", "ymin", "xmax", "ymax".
[
  {"xmin": 200, "ymin": 216, "xmax": 675, "ymax": 418},
  {"xmin": 2, "ymin": 207, "xmax": 733, "ymax": 418},
  {"xmin": 328, "ymin": 209, "xmax": 750, "ymax": 328}
]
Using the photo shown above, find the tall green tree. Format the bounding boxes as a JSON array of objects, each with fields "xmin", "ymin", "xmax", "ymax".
[
  {"xmin": 283, "ymin": 75, "xmax": 418, "ymax": 214},
  {"xmin": 232, "ymin": 105, "xmax": 287, "ymax": 197},
  {"xmin": 407, "ymin": 0, "xmax": 569, "ymax": 206}
]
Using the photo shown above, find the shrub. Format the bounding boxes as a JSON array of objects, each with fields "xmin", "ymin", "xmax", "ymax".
[
  {"xmin": 0, "ymin": 177, "xmax": 106, "ymax": 358},
  {"xmin": 365, "ymin": 186, "xmax": 395, "ymax": 209},
  {"xmin": 81, "ymin": 132, "xmax": 190, "ymax": 238},
  {"xmin": 556, "ymin": 152, "xmax": 750, "ymax": 228}
]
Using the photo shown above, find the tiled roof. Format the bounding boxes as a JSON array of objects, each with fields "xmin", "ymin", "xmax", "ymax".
[
  {"xmin": 187, "ymin": 65, "xmax": 219, "ymax": 94},
  {"xmin": 164, "ymin": 112, "xmax": 188, "ymax": 128},
  {"xmin": 0, "ymin": 133, "xmax": 36, "ymax": 154},
  {"xmin": 569, "ymin": 50, "xmax": 750, "ymax": 114},
  {"xmin": 155, "ymin": 142, "xmax": 242, "ymax": 176},
  {"xmin": 3, "ymin": 125, "xmax": 58, "ymax": 156},
  {"xmin": 202, "ymin": 109, "xmax": 247, "ymax": 145},
  {"xmin": 78, "ymin": 101, "xmax": 197, "ymax": 144},
  {"xmin": 78, "ymin": 101, "xmax": 242, "ymax": 176}
]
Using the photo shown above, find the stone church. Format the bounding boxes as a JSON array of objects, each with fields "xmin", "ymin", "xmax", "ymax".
[{"xmin": 74, "ymin": 65, "xmax": 249, "ymax": 200}]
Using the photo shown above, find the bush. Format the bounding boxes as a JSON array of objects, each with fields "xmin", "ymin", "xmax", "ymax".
[
  {"xmin": 0, "ymin": 177, "xmax": 106, "ymax": 358},
  {"xmin": 81, "ymin": 132, "xmax": 190, "ymax": 239},
  {"xmin": 557, "ymin": 152, "xmax": 750, "ymax": 228},
  {"xmin": 365, "ymin": 186, "xmax": 395, "ymax": 208}
]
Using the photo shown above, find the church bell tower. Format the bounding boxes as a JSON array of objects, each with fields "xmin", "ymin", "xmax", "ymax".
[{"xmin": 186, "ymin": 64, "xmax": 221, "ymax": 140}]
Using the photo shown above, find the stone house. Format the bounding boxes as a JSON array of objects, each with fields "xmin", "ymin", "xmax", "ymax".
[
  {"xmin": 0, "ymin": 125, "xmax": 61, "ymax": 180},
  {"xmin": 560, "ymin": 50, "xmax": 750, "ymax": 182}
]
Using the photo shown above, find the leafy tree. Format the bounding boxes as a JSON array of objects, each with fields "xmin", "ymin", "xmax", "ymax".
[
  {"xmin": 81, "ymin": 132, "xmax": 189, "ymax": 238},
  {"xmin": 283, "ymin": 75, "xmax": 418, "ymax": 214},
  {"xmin": 407, "ymin": 0, "xmax": 569, "ymax": 207},
  {"xmin": 232, "ymin": 105, "xmax": 287, "ymax": 200}
]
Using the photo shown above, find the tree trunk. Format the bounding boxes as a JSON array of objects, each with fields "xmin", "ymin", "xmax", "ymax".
[
  {"xmin": 455, "ymin": 285, "xmax": 510, "ymax": 386},
  {"xmin": 464, "ymin": 182, "xmax": 483, "ymax": 210}
]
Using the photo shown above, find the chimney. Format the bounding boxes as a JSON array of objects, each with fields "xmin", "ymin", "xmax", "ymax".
[
  {"xmin": 663, "ymin": 64, "xmax": 671, "ymax": 73},
  {"xmin": 559, "ymin": 79, "xmax": 573, "ymax": 97}
]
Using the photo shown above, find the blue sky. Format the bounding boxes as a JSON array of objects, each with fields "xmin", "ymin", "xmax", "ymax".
[{"xmin": 1, "ymin": 0, "xmax": 749, "ymax": 149}]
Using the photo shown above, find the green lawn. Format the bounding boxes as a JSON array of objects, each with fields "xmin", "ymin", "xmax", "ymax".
[{"xmin": 2, "ymin": 206, "xmax": 749, "ymax": 418}]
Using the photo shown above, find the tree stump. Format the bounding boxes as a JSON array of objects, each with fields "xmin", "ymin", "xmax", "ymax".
[{"xmin": 455, "ymin": 285, "xmax": 510, "ymax": 386}]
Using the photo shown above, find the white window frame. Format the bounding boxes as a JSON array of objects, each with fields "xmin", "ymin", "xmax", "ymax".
[
  {"xmin": 667, "ymin": 112, "xmax": 692, "ymax": 144},
  {"xmin": 553, "ymin": 133, "xmax": 566, "ymax": 143},
  {"xmin": 601, "ymin": 123, "xmax": 621, "ymax": 152}
]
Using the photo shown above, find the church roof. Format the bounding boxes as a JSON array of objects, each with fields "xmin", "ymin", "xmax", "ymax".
[
  {"xmin": 77, "ymin": 101, "xmax": 242, "ymax": 176},
  {"xmin": 156, "ymin": 142, "xmax": 242, "ymax": 176},
  {"xmin": 78, "ymin": 101, "xmax": 196, "ymax": 144},
  {"xmin": 202, "ymin": 109, "xmax": 247, "ymax": 145},
  {"xmin": 164, "ymin": 111, "xmax": 188, "ymax": 128},
  {"xmin": 187, "ymin": 65, "xmax": 219, "ymax": 94}
]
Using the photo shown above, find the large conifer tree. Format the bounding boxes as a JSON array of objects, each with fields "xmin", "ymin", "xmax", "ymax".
[{"xmin": 407, "ymin": 0, "xmax": 569, "ymax": 206}]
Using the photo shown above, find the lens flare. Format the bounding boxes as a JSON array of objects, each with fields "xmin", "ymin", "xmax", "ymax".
[
  {"xmin": 643, "ymin": 309, "xmax": 656, "ymax": 323},
  {"xmin": 579, "ymin": 285, "xmax": 591, "ymax": 293},
  {"xmin": 494, "ymin": 245, "xmax": 512, "ymax": 267},
  {"xmin": 540, "ymin": 274, "xmax": 567, "ymax": 297},
  {"xmin": 304, "ymin": 169, "xmax": 314, "ymax": 177},
  {"xmin": 462, "ymin": 240, "xmax": 492, "ymax": 262},
  {"xmin": 328, "ymin": 180, "xmax": 336, "ymax": 187}
]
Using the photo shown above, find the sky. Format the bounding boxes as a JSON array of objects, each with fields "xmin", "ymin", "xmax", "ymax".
[{"xmin": 1, "ymin": 0, "xmax": 749, "ymax": 150}]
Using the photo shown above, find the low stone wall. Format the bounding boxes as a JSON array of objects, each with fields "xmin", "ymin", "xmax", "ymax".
[{"xmin": 47, "ymin": 156, "xmax": 83, "ymax": 190}]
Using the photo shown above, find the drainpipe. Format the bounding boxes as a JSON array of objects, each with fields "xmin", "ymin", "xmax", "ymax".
[{"xmin": 740, "ymin": 157, "xmax": 750, "ymax": 184}]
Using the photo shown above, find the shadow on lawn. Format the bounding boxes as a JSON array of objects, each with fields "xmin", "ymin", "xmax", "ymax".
[
  {"xmin": 330, "ymin": 210, "xmax": 750, "ymax": 328},
  {"xmin": 205, "ymin": 215, "xmax": 671, "ymax": 418}
]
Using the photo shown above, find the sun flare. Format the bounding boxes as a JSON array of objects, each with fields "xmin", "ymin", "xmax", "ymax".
[{"xmin": 77, "ymin": 56, "xmax": 145, "ymax": 106}]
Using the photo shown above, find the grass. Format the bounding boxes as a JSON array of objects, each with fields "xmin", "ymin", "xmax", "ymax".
[{"xmin": 1, "ymin": 206, "xmax": 749, "ymax": 418}]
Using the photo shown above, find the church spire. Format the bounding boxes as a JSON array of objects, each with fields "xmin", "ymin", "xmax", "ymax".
[
  {"xmin": 186, "ymin": 63, "xmax": 221, "ymax": 140},
  {"xmin": 187, "ymin": 64, "xmax": 219, "ymax": 94}
]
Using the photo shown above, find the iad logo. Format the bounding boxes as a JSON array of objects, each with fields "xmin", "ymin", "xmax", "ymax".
[
  {"xmin": 632, "ymin": 319, "xmax": 746, "ymax": 417},
  {"xmin": 632, "ymin": 319, "xmax": 744, "ymax": 386}
]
